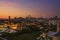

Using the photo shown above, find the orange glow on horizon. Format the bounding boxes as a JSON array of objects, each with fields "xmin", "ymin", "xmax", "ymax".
[{"xmin": 0, "ymin": 1, "xmax": 44, "ymax": 19}]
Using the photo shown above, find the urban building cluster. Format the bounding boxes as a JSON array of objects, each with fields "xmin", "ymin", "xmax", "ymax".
[{"xmin": 0, "ymin": 16, "xmax": 60, "ymax": 33}]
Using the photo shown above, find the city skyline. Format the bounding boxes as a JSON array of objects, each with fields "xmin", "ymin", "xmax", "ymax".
[{"xmin": 0, "ymin": 0, "xmax": 60, "ymax": 18}]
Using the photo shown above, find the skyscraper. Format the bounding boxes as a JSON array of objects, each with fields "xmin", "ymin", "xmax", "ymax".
[{"xmin": 8, "ymin": 16, "xmax": 11, "ymax": 24}]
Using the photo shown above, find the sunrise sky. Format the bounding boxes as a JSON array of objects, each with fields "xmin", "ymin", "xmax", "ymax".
[{"xmin": 0, "ymin": 0, "xmax": 60, "ymax": 18}]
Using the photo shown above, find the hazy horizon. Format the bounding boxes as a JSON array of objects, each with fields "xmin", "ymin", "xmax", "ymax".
[{"xmin": 0, "ymin": 0, "xmax": 60, "ymax": 18}]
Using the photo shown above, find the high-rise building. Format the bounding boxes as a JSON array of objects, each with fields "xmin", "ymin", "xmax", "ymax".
[{"xmin": 8, "ymin": 16, "xmax": 11, "ymax": 24}]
